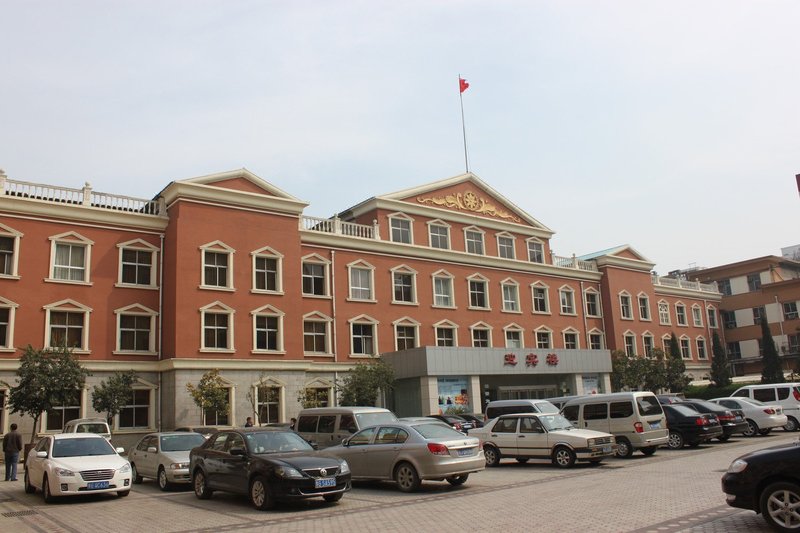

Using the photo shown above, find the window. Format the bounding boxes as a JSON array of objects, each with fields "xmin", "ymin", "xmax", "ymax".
[
  {"xmin": 497, "ymin": 234, "xmax": 515, "ymax": 259},
  {"xmin": 747, "ymin": 273, "xmax": 761, "ymax": 292},
  {"xmin": 692, "ymin": 306, "xmax": 703, "ymax": 327},
  {"xmin": 48, "ymin": 309, "xmax": 87, "ymax": 350},
  {"xmin": 252, "ymin": 247, "xmax": 283, "ymax": 293},
  {"xmin": 697, "ymin": 338, "xmax": 707, "ymax": 360},
  {"xmin": 559, "ymin": 287, "xmax": 575, "ymax": 315},
  {"xmin": 117, "ymin": 240, "xmax": 157, "ymax": 287},
  {"xmin": 536, "ymin": 329, "xmax": 551, "ymax": 349},
  {"xmin": 676, "ymin": 304, "xmax": 687, "ymax": 326},
  {"xmin": 303, "ymin": 313, "xmax": 331, "ymax": 355},
  {"xmin": 619, "ymin": 293, "xmax": 633, "ymax": 320},
  {"xmin": 505, "ymin": 327, "xmax": 523, "ymax": 348},
  {"xmin": 0, "ymin": 224, "xmax": 22, "ymax": 278},
  {"xmin": 50, "ymin": 232, "xmax": 93, "ymax": 283},
  {"xmin": 707, "ymin": 307, "xmax": 718, "ymax": 328},
  {"xmin": 302, "ymin": 257, "xmax": 329, "ymax": 297},
  {"xmin": 256, "ymin": 385, "xmax": 281, "ymax": 425},
  {"xmin": 680, "ymin": 337, "xmax": 691, "ymax": 359},
  {"xmin": 200, "ymin": 241, "xmax": 234, "ymax": 289},
  {"xmin": 389, "ymin": 215, "xmax": 413, "ymax": 244},
  {"xmin": 753, "ymin": 306, "xmax": 765, "ymax": 325},
  {"xmin": 391, "ymin": 266, "xmax": 417, "ymax": 304},
  {"xmin": 468, "ymin": 277, "xmax": 489, "ymax": 309},
  {"xmin": 784, "ymin": 302, "xmax": 799, "ymax": 320},
  {"xmin": 722, "ymin": 310, "xmax": 737, "ymax": 329},
  {"xmin": 624, "ymin": 334, "xmax": 636, "ymax": 356},
  {"xmin": 200, "ymin": 302, "xmax": 234, "ymax": 351},
  {"xmin": 563, "ymin": 331, "xmax": 578, "ymax": 350},
  {"xmin": 585, "ymin": 291, "xmax": 601, "ymax": 317},
  {"xmin": 532, "ymin": 285, "xmax": 549, "ymax": 314},
  {"xmin": 435, "ymin": 322, "xmax": 457, "ymax": 347},
  {"xmin": 428, "ymin": 222, "xmax": 450, "ymax": 250},
  {"xmin": 119, "ymin": 389, "xmax": 151, "ymax": 429},
  {"xmin": 527, "ymin": 239, "xmax": 544, "ymax": 263},
  {"xmin": 46, "ymin": 390, "xmax": 81, "ymax": 431},
  {"xmin": 588, "ymin": 332, "xmax": 603, "ymax": 350},
  {"xmin": 433, "ymin": 272, "xmax": 455, "ymax": 307},
  {"xmin": 0, "ymin": 297, "xmax": 18, "ymax": 350},
  {"xmin": 788, "ymin": 334, "xmax": 800, "ymax": 354},
  {"xmin": 350, "ymin": 316, "xmax": 377, "ymax": 356},
  {"xmin": 471, "ymin": 324, "xmax": 491, "ymax": 347},
  {"xmin": 465, "ymin": 228, "xmax": 484, "ymax": 255},
  {"xmin": 727, "ymin": 342, "xmax": 741, "ymax": 359},
  {"xmin": 348, "ymin": 262, "xmax": 374, "ymax": 301},
  {"xmin": 395, "ymin": 323, "xmax": 418, "ymax": 350},
  {"xmin": 658, "ymin": 301, "xmax": 671, "ymax": 325},
  {"xmin": 501, "ymin": 281, "xmax": 519, "ymax": 312},
  {"xmin": 643, "ymin": 335, "xmax": 654, "ymax": 358},
  {"xmin": 204, "ymin": 388, "xmax": 231, "ymax": 425},
  {"xmin": 116, "ymin": 305, "xmax": 157, "ymax": 354},
  {"xmin": 718, "ymin": 279, "xmax": 731, "ymax": 296},
  {"xmin": 253, "ymin": 305, "xmax": 283, "ymax": 352},
  {"xmin": 638, "ymin": 295, "xmax": 650, "ymax": 321}
]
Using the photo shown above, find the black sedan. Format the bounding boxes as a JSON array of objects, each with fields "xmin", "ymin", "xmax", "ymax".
[
  {"xmin": 722, "ymin": 441, "xmax": 800, "ymax": 531},
  {"xmin": 189, "ymin": 428, "xmax": 351, "ymax": 510},
  {"xmin": 427, "ymin": 414, "xmax": 474, "ymax": 433},
  {"xmin": 662, "ymin": 404, "xmax": 723, "ymax": 449},
  {"xmin": 681, "ymin": 399, "xmax": 749, "ymax": 441}
]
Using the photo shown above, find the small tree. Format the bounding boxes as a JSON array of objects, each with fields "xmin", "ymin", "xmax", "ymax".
[
  {"xmin": 4, "ymin": 345, "xmax": 90, "ymax": 443},
  {"xmin": 760, "ymin": 319, "xmax": 785, "ymax": 384},
  {"xmin": 665, "ymin": 333, "xmax": 689, "ymax": 392},
  {"xmin": 186, "ymin": 369, "xmax": 229, "ymax": 425},
  {"xmin": 610, "ymin": 350, "xmax": 630, "ymax": 391},
  {"xmin": 710, "ymin": 332, "xmax": 731, "ymax": 387},
  {"xmin": 643, "ymin": 349, "xmax": 668, "ymax": 392},
  {"xmin": 91, "ymin": 371, "xmax": 138, "ymax": 426},
  {"xmin": 338, "ymin": 360, "xmax": 395, "ymax": 406}
]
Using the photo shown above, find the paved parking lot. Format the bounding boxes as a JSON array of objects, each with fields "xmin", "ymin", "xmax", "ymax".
[{"xmin": 0, "ymin": 432, "xmax": 794, "ymax": 532}]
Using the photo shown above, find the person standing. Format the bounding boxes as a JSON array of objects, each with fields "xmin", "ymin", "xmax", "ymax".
[
  {"xmin": 244, "ymin": 417, "xmax": 254, "ymax": 427},
  {"xmin": 3, "ymin": 423, "xmax": 23, "ymax": 482}
]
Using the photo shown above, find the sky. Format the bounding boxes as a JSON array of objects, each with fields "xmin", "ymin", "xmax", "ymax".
[{"xmin": 1, "ymin": 1, "xmax": 799, "ymax": 274}]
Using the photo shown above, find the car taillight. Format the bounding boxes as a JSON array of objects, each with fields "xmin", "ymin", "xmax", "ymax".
[
  {"xmin": 695, "ymin": 417, "xmax": 708, "ymax": 426},
  {"xmin": 763, "ymin": 408, "xmax": 776, "ymax": 415},
  {"xmin": 634, "ymin": 422, "xmax": 643, "ymax": 433},
  {"xmin": 427, "ymin": 443, "xmax": 450, "ymax": 456},
  {"xmin": 453, "ymin": 423, "xmax": 463, "ymax": 431},
  {"xmin": 794, "ymin": 389, "xmax": 800, "ymax": 401}
]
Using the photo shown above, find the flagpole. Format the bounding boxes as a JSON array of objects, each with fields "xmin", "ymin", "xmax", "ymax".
[{"xmin": 459, "ymin": 74, "xmax": 469, "ymax": 173}]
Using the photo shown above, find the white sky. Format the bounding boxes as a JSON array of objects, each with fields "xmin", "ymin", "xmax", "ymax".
[{"xmin": 2, "ymin": 1, "xmax": 799, "ymax": 274}]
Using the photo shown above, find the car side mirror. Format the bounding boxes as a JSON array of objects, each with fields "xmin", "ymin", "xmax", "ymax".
[
  {"xmin": 36, "ymin": 451, "xmax": 48, "ymax": 458},
  {"xmin": 342, "ymin": 438, "xmax": 350, "ymax": 447},
  {"xmin": 147, "ymin": 446, "xmax": 157, "ymax": 453},
  {"xmin": 229, "ymin": 447, "xmax": 246, "ymax": 457},
  {"xmin": 310, "ymin": 442, "xmax": 319, "ymax": 450},
  {"xmin": 116, "ymin": 447, "xmax": 125, "ymax": 454}
]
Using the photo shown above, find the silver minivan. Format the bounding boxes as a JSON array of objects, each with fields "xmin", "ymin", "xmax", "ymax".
[
  {"xmin": 295, "ymin": 407, "xmax": 398, "ymax": 449},
  {"xmin": 731, "ymin": 382, "xmax": 800, "ymax": 431}
]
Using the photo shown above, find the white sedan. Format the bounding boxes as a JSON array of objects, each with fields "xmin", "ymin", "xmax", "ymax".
[
  {"xmin": 24, "ymin": 433, "xmax": 132, "ymax": 502},
  {"xmin": 710, "ymin": 397, "xmax": 788, "ymax": 437}
]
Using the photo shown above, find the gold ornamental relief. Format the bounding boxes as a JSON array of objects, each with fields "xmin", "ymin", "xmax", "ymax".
[{"xmin": 416, "ymin": 190, "xmax": 521, "ymax": 222}]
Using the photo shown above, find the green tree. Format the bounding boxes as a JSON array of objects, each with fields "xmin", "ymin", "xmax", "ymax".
[
  {"xmin": 338, "ymin": 360, "xmax": 395, "ymax": 406},
  {"xmin": 710, "ymin": 332, "xmax": 731, "ymax": 387},
  {"xmin": 91, "ymin": 371, "xmax": 138, "ymax": 425},
  {"xmin": 643, "ymin": 349, "xmax": 668, "ymax": 392},
  {"xmin": 186, "ymin": 369, "xmax": 230, "ymax": 424},
  {"xmin": 3, "ymin": 345, "xmax": 90, "ymax": 443},
  {"xmin": 610, "ymin": 350, "xmax": 630, "ymax": 391},
  {"xmin": 665, "ymin": 333, "xmax": 689, "ymax": 392},
  {"xmin": 760, "ymin": 319, "xmax": 785, "ymax": 384}
]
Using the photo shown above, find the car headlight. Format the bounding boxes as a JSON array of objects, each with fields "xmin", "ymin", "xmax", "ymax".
[
  {"xmin": 118, "ymin": 463, "xmax": 131, "ymax": 474},
  {"xmin": 170, "ymin": 462, "xmax": 189, "ymax": 470},
  {"xmin": 274, "ymin": 465, "xmax": 303, "ymax": 479},
  {"xmin": 727, "ymin": 459, "xmax": 748, "ymax": 473},
  {"xmin": 587, "ymin": 438, "xmax": 597, "ymax": 447},
  {"xmin": 55, "ymin": 467, "xmax": 75, "ymax": 477},
  {"xmin": 339, "ymin": 460, "xmax": 350, "ymax": 475}
]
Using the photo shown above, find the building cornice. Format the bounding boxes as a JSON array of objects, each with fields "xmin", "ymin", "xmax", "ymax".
[
  {"xmin": 161, "ymin": 181, "xmax": 308, "ymax": 216},
  {"xmin": 593, "ymin": 255, "xmax": 656, "ymax": 272}
]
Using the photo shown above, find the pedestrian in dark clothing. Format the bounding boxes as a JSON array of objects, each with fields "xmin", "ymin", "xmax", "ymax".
[
  {"xmin": 244, "ymin": 417, "xmax": 254, "ymax": 427},
  {"xmin": 3, "ymin": 423, "xmax": 23, "ymax": 481}
]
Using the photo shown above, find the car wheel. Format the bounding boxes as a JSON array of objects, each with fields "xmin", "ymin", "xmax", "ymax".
[
  {"xmin": 552, "ymin": 446, "xmax": 576, "ymax": 468},
  {"xmin": 484, "ymin": 445, "xmax": 501, "ymax": 467},
  {"xmin": 516, "ymin": 458, "xmax": 529, "ymax": 464},
  {"xmin": 24, "ymin": 469, "xmax": 36, "ymax": 494},
  {"xmin": 446, "ymin": 474, "xmax": 469, "ymax": 486},
  {"xmin": 743, "ymin": 419, "xmax": 759, "ymax": 438},
  {"xmin": 158, "ymin": 467, "xmax": 172, "ymax": 491},
  {"xmin": 717, "ymin": 435, "xmax": 730, "ymax": 442},
  {"xmin": 615, "ymin": 438, "xmax": 634, "ymax": 458},
  {"xmin": 193, "ymin": 469, "xmax": 213, "ymax": 500},
  {"xmin": 667, "ymin": 431, "xmax": 684, "ymax": 450},
  {"xmin": 249, "ymin": 475, "xmax": 275, "ymax": 510},
  {"xmin": 323, "ymin": 492, "xmax": 343, "ymax": 503},
  {"xmin": 760, "ymin": 481, "xmax": 800, "ymax": 531},
  {"xmin": 43, "ymin": 474, "xmax": 55, "ymax": 503},
  {"xmin": 394, "ymin": 462, "xmax": 421, "ymax": 493},
  {"xmin": 117, "ymin": 490, "xmax": 130, "ymax": 498},
  {"xmin": 640, "ymin": 446, "xmax": 657, "ymax": 456},
  {"xmin": 759, "ymin": 428, "xmax": 772, "ymax": 436},
  {"xmin": 784, "ymin": 417, "xmax": 799, "ymax": 432},
  {"xmin": 131, "ymin": 463, "xmax": 143, "ymax": 484}
]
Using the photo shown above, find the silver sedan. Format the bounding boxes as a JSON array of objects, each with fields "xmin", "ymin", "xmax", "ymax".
[
  {"xmin": 326, "ymin": 421, "xmax": 484, "ymax": 492},
  {"xmin": 129, "ymin": 432, "xmax": 208, "ymax": 490}
]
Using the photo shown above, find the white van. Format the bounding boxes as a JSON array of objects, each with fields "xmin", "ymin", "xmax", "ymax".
[
  {"xmin": 561, "ymin": 392, "xmax": 668, "ymax": 458},
  {"xmin": 62, "ymin": 418, "xmax": 112, "ymax": 440},
  {"xmin": 295, "ymin": 407, "xmax": 398, "ymax": 449},
  {"xmin": 731, "ymin": 382, "xmax": 800, "ymax": 431},
  {"xmin": 484, "ymin": 399, "xmax": 559, "ymax": 421}
]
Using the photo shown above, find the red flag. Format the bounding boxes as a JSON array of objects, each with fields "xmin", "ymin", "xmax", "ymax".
[{"xmin": 459, "ymin": 77, "xmax": 469, "ymax": 93}]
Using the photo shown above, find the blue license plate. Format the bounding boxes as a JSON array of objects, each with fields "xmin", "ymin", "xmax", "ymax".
[
  {"xmin": 457, "ymin": 448, "xmax": 473, "ymax": 456},
  {"xmin": 602, "ymin": 445, "xmax": 612, "ymax": 453},
  {"xmin": 649, "ymin": 422, "xmax": 661, "ymax": 429},
  {"xmin": 87, "ymin": 481, "xmax": 109, "ymax": 490},
  {"xmin": 314, "ymin": 477, "xmax": 336, "ymax": 489}
]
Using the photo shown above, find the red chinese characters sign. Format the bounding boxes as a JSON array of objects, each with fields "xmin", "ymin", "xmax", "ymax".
[
  {"xmin": 546, "ymin": 353, "xmax": 559, "ymax": 366},
  {"xmin": 503, "ymin": 353, "xmax": 518, "ymax": 366},
  {"xmin": 525, "ymin": 353, "xmax": 539, "ymax": 367}
]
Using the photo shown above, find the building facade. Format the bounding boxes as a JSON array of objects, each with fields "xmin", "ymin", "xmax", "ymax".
[{"xmin": 0, "ymin": 169, "xmax": 721, "ymax": 445}]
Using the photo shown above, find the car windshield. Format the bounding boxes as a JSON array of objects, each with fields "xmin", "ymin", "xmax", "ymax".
[
  {"xmin": 245, "ymin": 431, "xmax": 314, "ymax": 454},
  {"xmin": 739, "ymin": 398, "xmax": 765, "ymax": 406},
  {"xmin": 637, "ymin": 396, "xmax": 663, "ymax": 416},
  {"xmin": 160, "ymin": 434, "xmax": 206, "ymax": 451},
  {"xmin": 669, "ymin": 405, "xmax": 701, "ymax": 416},
  {"xmin": 537, "ymin": 402, "xmax": 559, "ymax": 414},
  {"xmin": 355, "ymin": 411, "xmax": 398, "ymax": 427},
  {"xmin": 537, "ymin": 414, "xmax": 574, "ymax": 431},
  {"xmin": 76, "ymin": 423, "xmax": 108, "ymax": 434},
  {"xmin": 412, "ymin": 424, "xmax": 465, "ymax": 439},
  {"xmin": 53, "ymin": 437, "xmax": 116, "ymax": 458}
]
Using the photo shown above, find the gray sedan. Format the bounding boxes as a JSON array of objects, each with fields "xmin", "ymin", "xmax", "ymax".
[
  {"xmin": 326, "ymin": 421, "xmax": 484, "ymax": 492},
  {"xmin": 129, "ymin": 432, "xmax": 207, "ymax": 490}
]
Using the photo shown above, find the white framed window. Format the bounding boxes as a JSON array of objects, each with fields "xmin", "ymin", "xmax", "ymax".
[
  {"xmin": 302, "ymin": 253, "xmax": 330, "ymax": 297},
  {"xmin": 253, "ymin": 377, "xmax": 284, "ymax": 425},
  {"xmin": 427, "ymin": 220, "xmax": 451, "ymax": 250},
  {"xmin": 680, "ymin": 336, "xmax": 691, "ymax": 359},
  {"xmin": 434, "ymin": 320, "xmax": 458, "ymax": 347},
  {"xmin": 588, "ymin": 329, "xmax": 604, "ymax": 350},
  {"xmin": 302, "ymin": 378, "xmax": 333, "ymax": 408},
  {"xmin": 45, "ymin": 389, "xmax": 85, "ymax": 432},
  {"xmin": 504, "ymin": 324, "xmax": 524, "ymax": 348},
  {"xmin": 658, "ymin": 300, "xmax": 671, "ymax": 325},
  {"xmin": 114, "ymin": 304, "xmax": 157, "ymax": 355},
  {"xmin": 48, "ymin": 231, "xmax": 93, "ymax": 284},
  {"xmin": 563, "ymin": 328, "xmax": 580, "ymax": 350},
  {"xmin": 662, "ymin": 335, "xmax": 672, "ymax": 354},
  {"xmin": 470, "ymin": 322, "xmax": 492, "ymax": 348},
  {"xmin": 388, "ymin": 213, "xmax": 414, "ymax": 244},
  {"xmin": 200, "ymin": 241, "xmax": 235, "ymax": 290},
  {"xmin": 707, "ymin": 306, "xmax": 718, "ymax": 328},
  {"xmin": 349, "ymin": 315, "xmax": 379, "ymax": 356},
  {"xmin": 784, "ymin": 302, "xmax": 799, "ymax": 320},
  {"xmin": 642, "ymin": 333, "xmax": 654, "ymax": 358},
  {"xmin": 638, "ymin": 293, "xmax": 651, "ymax": 321},
  {"xmin": 347, "ymin": 260, "xmax": 375, "ymax": 301},
  {"xmin": 619, "ymin": 292, "xmax": 633, "ymax": 320},
  {"xmin": 559, "ymin": 286, "xmax": 576, "ymax": 315},
  {"xmin": 464, "ymin": 226, "xmax": 485, "ymax": 255},
  {"xmin": 676, "ymin": 303, "xmax": 687, "ymax": 326},
  {"xmin": 0, "ymin": 222, "xmax": 22, "ymax": 278},
  {"xmin": 584, "ymin": 289, "xmax": 601, "ymax": 317},
  {"xmin": 200, "ymin": 301, "xmax": 235, "ymax": 352},
  {"xmin": 117, "ymin": 239, "xmax": 158, "ymax": 288},
  {"xmin": 391, "ymin": 265, "xmax": 418, "ymax": 305},
  {"xmin": 252, "ymin": 304, "xmax": 285, "ymax": 353},
  {"xmin": 468, "ymin": 275, "xmax": 490, "ymax": 310},
  {"xmin": 696, "ymin": 337, "xmax": 707, "ymax": 360},
  {"xmin": 692, "ymin": 305, "xmax": 703, "ymax": 327},
  {"xmin": 496, "ymin": 233, "xmax": 516, "ymax": 259},
  {"xmin": 535, "ymin": 327, "xmax": 552, "ymax": 349},
  {"xmin": 202, "ymin": 376, "xmax": 234, "ymax": 426},
  {"xmin": 252, "ymin": 246, "xmax": 283, "ymax": 294},
  {"xmin": 531, "ymin": 283, "xmax": 550, "ymax": 314},
  {"xmin": 623, "ymin": 332, "xmax": 636, "ymax": 356},
  {"xmin": 44, "ymin": 299, "xmax": 91, "ymax": 353},
  {"xmin": 117, "ymin": 383, "xmax": 156, "ymax": 430},
  {"xmin": 526, "ymin": 238, "xmax": 544, "ymax": 263},
  {"xmin": 393, "ymin": 317, "xmax": 420, "ymax": 351},
  {"xmin": 501, "ymin": 279, "xmax": 520, "ymax": 312},
  {"xmin": 0, "ymin": 296, "xmax": 19, "ymax": 351},
  {"xmin": 432, "ymin": 270, "xmax": 455, "ymax": 308},
  {"xmin": 303, "ymin": 312, "xmax": 332, "ymax": 356}
]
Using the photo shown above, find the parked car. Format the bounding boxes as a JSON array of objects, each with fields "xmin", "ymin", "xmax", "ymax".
[
  {"xmin": 680, "ymin": 399, "xmax": 749, "ymax": 441},
  {"xmin": 174, "ymin": 426, "xmax": 221, "ymax": 439},
  {"xmin": 326, "ymin": 421, "xmax": 484, "ymax": 492},
  {"xmin": 24, "ymin": 433, "xmax": 132, "ymax": 502},
  {"xmin": 189, "ymin": 427, "xmax": 351, "ymax": 510},
  {"xmin": 295, "ymin": 407, "xmax": 398, "ymax": 449},
  {"xmin": 427, "ymin": 414, "xmax": 474, "ymax": 433},
  {"xmin": 662, "ymin": 404, "xmax": 723, "ymax": 449},
  {"xmin": 709, "ymin": 397, "xmax": 788, "ymax": 437},
  {"xmin": 722, "ymin": 440, "xmax": 800, "ymax": 531},
  {"xmin": 484, "ymin": 399, "xmax": 559, "ymax": 420},
  {"xmin": 457, "ymin": 413, "xmax": 485, "ymax": 428},
  {"xmin": 129, "ymin": 432, "xmax": 207, "ymax": 490},
  {"xmin": 469, "ymin": 412, "xmax": 616, "ymax": 468},
  {"xmin": 656, "ymin": 394, "xmax": 685, "ymax": 405},
  {"xmin": 62, "ymin": 418, "xmax": 111, "ymax": 440},
  {"xmin": 731, "ymin": 382, "xmax": 800, "ymax": 432},
  {"xmin": 399, "ymin": 417, "xmax": 449, "ymax": 426}
]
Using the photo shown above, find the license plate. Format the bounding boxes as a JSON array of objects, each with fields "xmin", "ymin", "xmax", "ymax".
[
  {"xmin": 457, "ymin": 448, "xmax": 473, "ymax": 456},
  {"xmin": 736, "ymin": 416, "xmax": 743, "ymax": 421},
  {"xmin": 649, "ymin": 422, "xmax": 661, "ymax": 429},
  {"xmin": 87, "ymin": 481, "xmax": 109, "ymax": 490},
  {"xmin": 602, "ymin": 445, "xmax": 612, "ymax": 453},
  {"xmin": 314, "ymin": 477, "xmax": 336, "ymax": 489}
]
